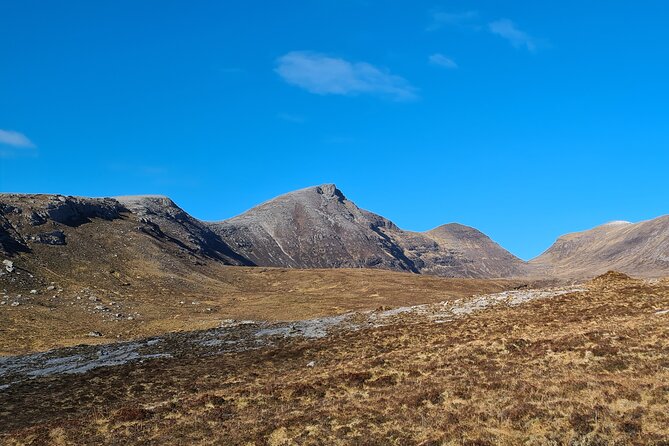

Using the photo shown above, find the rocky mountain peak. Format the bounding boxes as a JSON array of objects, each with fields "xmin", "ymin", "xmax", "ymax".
[{"xmin": 315, "ymin": 184, "xmax": 345, "ymax": 201}]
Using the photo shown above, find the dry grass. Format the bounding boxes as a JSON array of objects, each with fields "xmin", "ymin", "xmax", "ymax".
[
  {"xmin": 0, "ymin": 263, "xmax": 525, "ymax": 355},
  {"xmin": 1, "ymin": 210, "xmax": 534, "ymax": 355},
  {"xmin": 2, "ymin": 274, "xmax": 669, "ymax": 444}
]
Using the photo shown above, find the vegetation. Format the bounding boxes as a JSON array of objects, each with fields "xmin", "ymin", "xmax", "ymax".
[{"xmin": 2, "ymin": 273, "xmax": 668, "ymax": 444}]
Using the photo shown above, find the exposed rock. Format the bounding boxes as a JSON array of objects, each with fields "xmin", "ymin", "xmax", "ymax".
[
  {"xmin": 31, "ymin": 231, "xmax": 66, "ymax": 246},
  {"xmin": 114, "ymin": 195, "xmax": 252, "ymax": 265},
  {"xmin": 27, "ymin": 212, "xmax": 46, "ymax": 226},
  {"xmin": 0, "ymin": 214, "xmax": 29, "ymax": 255},
  {"xmin": 38, "ymin": 196, "xmax": 124, "ymax": 227},
  {"xmin": 87, "ymin": 331, "xmax": 103, "ymax": 337},
  {"xmin": 2, "ymin": 260, "xmax": 14, "ymax": 273}
]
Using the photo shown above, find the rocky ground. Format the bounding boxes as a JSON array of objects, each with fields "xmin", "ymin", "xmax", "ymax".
[{"xmin": 2, "ymin": 272, "xmax": 668, "ymax": 445}]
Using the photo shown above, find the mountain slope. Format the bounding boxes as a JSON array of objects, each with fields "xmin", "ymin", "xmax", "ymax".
[
  {"xmin": 531, "ymin": 216, "xmax": 669, "ymax": 278},
  {"xmin": 419, "ymin": 223, "xmax": 530, "ymax": 277},
  {"xmin": 0, "ymin": 193, "xmax": 251, "ymax": 292},
  {"xmin": 114, "ymin": 195, "xmax": 252, "ymax": 265},
  {"xmin": 211, "ymin": 184, "xmax": 530, "ymax": 278}
]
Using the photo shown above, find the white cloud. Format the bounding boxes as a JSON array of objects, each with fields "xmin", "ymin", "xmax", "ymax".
[
  {"xmin": 0, "ymin": 129, "xmax": 35, "ymax": 148},
  {"xmin": 427, "ymin": 10, "xmax": 479, "ymax": 31},
  {"xmin": 488, "ymin": 19, "xmax": 537, "ymax": 52},
  {"xmin": 429, "ymin": 54, "xmax": 458, "ymax": 69},
  {"xmin": 275, "ymin": 51, "xmax": 417, "ymax": 101}
]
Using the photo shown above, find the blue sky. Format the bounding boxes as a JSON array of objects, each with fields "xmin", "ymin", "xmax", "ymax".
[{"xmin": 1, "ymin": 1, "xmax": 668, "ymax": 260}]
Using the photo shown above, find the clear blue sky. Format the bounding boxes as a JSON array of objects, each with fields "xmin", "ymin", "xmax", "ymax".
[{"xmin": 1, "ymin": 1, "xmax": 668, "ymax": 260}]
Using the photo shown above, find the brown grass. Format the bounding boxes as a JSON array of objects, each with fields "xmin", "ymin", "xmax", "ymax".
[
  {"xmin": 2, "ymin": 274, "xmax": 669, "ymax": 444},
  {"xmin": 0, "ymin": 262, "xmax": 525, "ymax": 355}
]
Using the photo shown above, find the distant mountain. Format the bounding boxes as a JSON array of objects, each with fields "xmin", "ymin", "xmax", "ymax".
[
  {"xmin": 211, "ymin": 184, "xmax": 530, "ymax": 278},
  {"xmin": 421, "ymin": 223, "xmax": 530, "ymax": 278},
  {"xmin": 531, "ymin": 217, "xmax": 669, "ymax": 278},
  {"xmin": 0, "ymin": 187, "xmax": 529, "ymax": 281},
  {"xmin": 10, "ymin": 186, "xmax": 667, "ymax": 282}
]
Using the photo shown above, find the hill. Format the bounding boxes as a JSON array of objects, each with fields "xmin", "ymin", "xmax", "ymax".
[{"xmin": 531, "ymin": 216, "xmax": 669, "ymax": 278}]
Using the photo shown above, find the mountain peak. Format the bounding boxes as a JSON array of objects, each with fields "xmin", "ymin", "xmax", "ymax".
[
  {"xmin": 210, "ymin": 186, "xmax": 527, "ymax": 277},
  {"xmin": 315, "ymin": 183, "xmax": 344, "ymax": 200}
]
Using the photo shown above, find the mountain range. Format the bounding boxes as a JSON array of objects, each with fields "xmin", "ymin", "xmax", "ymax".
[{"xmin": 1, "ymin": 184, "xmax": 667, "ymax": 280}]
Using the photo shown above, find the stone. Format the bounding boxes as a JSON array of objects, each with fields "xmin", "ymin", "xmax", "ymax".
[
  {"xmin": 87, "ymin": 331, "xmax": 103, "ymax": 337},
  {"xmin": 27, "ymin": 212, "xmax": 47, "ymax": 226},
  {"xmin": 31, "ymin": 231, "xmax": 66, "ymax": 246},
  {"xmin": 2, "ymin": 260, "xmax": 14, "ymax": 273}
]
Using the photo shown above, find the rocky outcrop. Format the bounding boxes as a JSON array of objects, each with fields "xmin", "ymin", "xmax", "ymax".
[
  {"xmin": 0, "ymin": 194, "xmax": 251, "ymax": 266},
  {"xmin": 115, "ymin": 195, "xmax": 252, "ymax": 265}
]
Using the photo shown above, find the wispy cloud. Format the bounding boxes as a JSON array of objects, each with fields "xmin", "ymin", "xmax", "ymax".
[
  {"xmin": 275, "ymin": 51, "xmax": 417, "ymax": 101},
  {"xmin": 428, "ymin": 11, "xmax": 542, "ymax": 53},
  {"xmin": 0, "ymin": 129, "xmax": 37, "ymax": 158},
  {"xmin": 0, "ymin": 129, "xmax": 35, "ymax": 148},
  {"xmin": 427, "ymin": 10, "xmax": 479, "ymax": 31},
  {"xmin": 488, "ymin": 19, "xmax": 537, "ymax": 52},
  {"xmin": 429, "ymin": 53, "xmax": 458, "ymax": 69}
]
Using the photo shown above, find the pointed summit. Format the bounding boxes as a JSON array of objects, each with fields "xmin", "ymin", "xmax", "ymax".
[{"xmin": 211, "ymin": 185, "xmax": 529, "ymax": 278}]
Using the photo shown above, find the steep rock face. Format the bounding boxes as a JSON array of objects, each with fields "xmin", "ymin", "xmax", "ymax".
[
  {"xmin": 115, "ymin": 195, "xmax": 251, "ymax": 265},
  {"xmin": 531, "ymin": 217, "xmax": 669, "ymax": 278},
  {"xmin": 211, "ymin": 184, "xmax": 529, "ymax": 278},
  {"xmin": 0, "ymin": 194, "xmax": 125, "ymax": 255},
  {"xmin": 0, "ymin": 194, "xmax": 250, "ymax": 266}
]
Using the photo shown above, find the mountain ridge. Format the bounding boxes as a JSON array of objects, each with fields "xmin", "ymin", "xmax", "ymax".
[
  {"xmin": 2, "ymin": 185, "xmax": 668, "ymax": 279},
  {"xmin": 210, "ymin": 184, "xmax": 529, "ymax": 278},
  {"xmin": 531, "ymin": 214, "xmax": 669, "ymax": 278}
]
